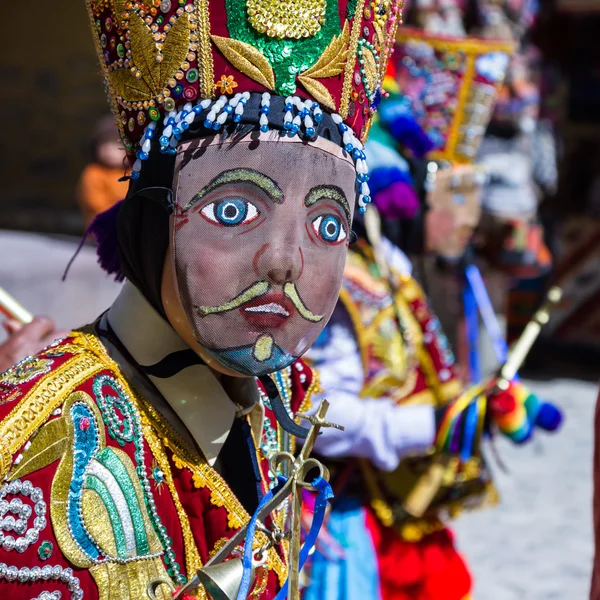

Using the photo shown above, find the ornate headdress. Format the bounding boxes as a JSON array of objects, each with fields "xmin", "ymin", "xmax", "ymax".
[
  {"xmin": 390, "ymin": 27, "xmax": 514, "ymax": 164},
  {"xmin": 86, "ymin": 0, "xmax": 405, "ymax": 211}
]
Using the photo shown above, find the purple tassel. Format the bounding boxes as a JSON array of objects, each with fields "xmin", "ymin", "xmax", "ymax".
[
  {"xmin": 63, "ymin": 201, "xmax": 125, "ymax": 282},
  {"xmin": 89, "ymin": 200, "xmax": 125, "ymax": 281}
]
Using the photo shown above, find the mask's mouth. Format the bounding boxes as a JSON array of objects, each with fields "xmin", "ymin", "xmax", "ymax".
[{"xmin": 241, "ymin": 293, "xmax": 294, "ymax": 329}]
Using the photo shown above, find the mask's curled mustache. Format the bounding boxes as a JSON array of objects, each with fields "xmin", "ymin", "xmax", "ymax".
[{"xmin": 195, "ymin": 281, "xmax": 323, "ymax": 323}]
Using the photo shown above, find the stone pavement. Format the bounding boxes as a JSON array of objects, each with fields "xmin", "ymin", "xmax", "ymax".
[
  {"xmin": 454, "ymin": 377, "xmax": 597, "ymax": 600},
  {"xmin": 0, "ymin": 231, "xmax": 597, "ymax": 599}
]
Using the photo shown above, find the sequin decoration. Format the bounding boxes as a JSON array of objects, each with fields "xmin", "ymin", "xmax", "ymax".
[
  {"xmin": 0, "ymin": 479, "xmax": 48, "ymax": 555},
  {"xmin": 38, "ymin": 540, "xmax": 53, "ymax": 560},
  {"xmin": 258, "ymin": 368, "xmax": 293, "ymax": 488},
  {"xmin": 0, "ymin": 562, "xmax": 83, "ymax": 600},
  {"xmin": 225, "ymin": 0, "xmax": 342, "ymax": 95},
  {"xmin": 245, "ymin": 0, "xmax": 327, "ymax": 39}
]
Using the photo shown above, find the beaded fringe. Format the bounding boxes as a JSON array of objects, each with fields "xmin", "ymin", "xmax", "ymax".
[{"xmin": 132, "ymin": 93, "xmax": 372, "ymax": 212}]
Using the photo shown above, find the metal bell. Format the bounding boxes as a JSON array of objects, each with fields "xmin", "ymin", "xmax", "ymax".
[{"xmin": 196, "ymin": 558, "xmax": 254, "ymax": 600}]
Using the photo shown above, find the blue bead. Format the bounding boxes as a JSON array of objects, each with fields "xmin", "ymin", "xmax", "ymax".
[
  {"xmin": 339, "ymin": 123, "xmax": 348, "ymax": 132},
  {"xmin": 284, "ymin": 121, "xmax": 292, "ymax": 130},
  {"xmin": 312, "ymin": 102, "xmax": 319, "ymax": 109},
  {"xmin": 173, "ymin": 127, "xmax": 181, "ymax": 136},
  {"xmin": 352, "ymin": 148, "xmax": 362, "ymax": 160},
  {"xmin": 233, "ymin": 114, "xmax": 242, "ymax": 123},
  {"xmin": 306, "ymin": 127, "xmax": 315, "ymax": 137},
  {"xmin": 131, "ymin": 171, "xmax": 140, "ymax": 180},
  {"xmin": 260, "ymin": 125, "xmax": 269, "ymax": 132},
  {"xmin": 359, "ymin": 206, "xmax": 366, "ymax": 214},
  {"xmin": 167, "ymin": 118, "xmax": 176, "ymax": 125},
  {"xmin": 193, "ymin": 105, "xmax": 203, "ymax": 114},
  {"xmin": 344, "ymin": 143, "xmax": 353, "ymax": 152},
  {"xmin": 314, "ymin": 113, "xmax": 323, "ymax": 123},
  {"xmin": 224, "ymin": 105, "xmax": 233, "ymax": 114},
  {"xmin": 159, "ymin": 136, "xmax": 169, "ymax": 146},
  {"xmin": 285, "ymin": 103, "xmax": 293, "ymax": 111},
  {"xmin": 180, "ymin": 121, "xmax": 189, "ymax": 130},
  {"xmin": 166, "ymin": 147, "xmax": 177, "ymax": 155},
  {"xmin": 139, "ymin": 151, "xmax": 149, "ymax": 160},
  {"xmin": 146, "ymin": 129, "xmax": 154, "ymax": 139},
  {"xmin": 203, "ymin": 119, "xmax": 213, "ymax": 128},
  {"xmin": 212, "ymin": 121, "xmax": 221, "ymax": 130},
  {"xmin": 363, "ymin": 195, "xmax": 371, "ymax": 203},
  {"xmin": 260, "ymin": 106, "xmax": 269, "ymax": 114},
  {"xmin": 181, "ymin": 111, "xmax": 189, "ymax": 119}
]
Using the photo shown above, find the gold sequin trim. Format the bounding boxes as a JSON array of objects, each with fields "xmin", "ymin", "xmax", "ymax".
[
  {"xmin": 340, "ymin": 0, "xmax": 369, "ymax": 118},
  {"xmin": 195, "ymin": 0, "xmax": 215, "ymax": 98}
]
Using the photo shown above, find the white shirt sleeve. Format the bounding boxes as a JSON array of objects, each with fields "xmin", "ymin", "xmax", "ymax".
[{"xmin": 305, "ymin": 303, "xmax": 435, "ymax": 473}]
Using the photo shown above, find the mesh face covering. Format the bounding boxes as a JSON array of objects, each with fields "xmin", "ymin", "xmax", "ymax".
[{"xmin": 171, "ymin": 131, "xmax": 357, "ymax": 376}]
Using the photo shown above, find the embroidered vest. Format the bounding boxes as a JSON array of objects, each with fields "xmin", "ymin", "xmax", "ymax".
[{"xmin": 0, "ymin": 330, "xmax": 318, "ymax": 600}]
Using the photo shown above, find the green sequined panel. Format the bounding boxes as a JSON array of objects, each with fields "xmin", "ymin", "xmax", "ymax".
[{"xmin": 225, "ymin": 0, "xmax": 342, "ymax": 95}]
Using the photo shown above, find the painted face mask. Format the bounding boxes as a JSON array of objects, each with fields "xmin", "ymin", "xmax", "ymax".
[{"xmin": 171, "ymin": 131, "xmax": 357, "ymax": 376}]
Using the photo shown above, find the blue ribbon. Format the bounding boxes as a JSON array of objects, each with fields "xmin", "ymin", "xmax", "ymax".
[
  {"xmin": 274, "ymin": 476, "xmax": 334, "ymax": 600},
  {"xmin": 236, "ymin": 477, "xmax": 286, "ymax": 600}
]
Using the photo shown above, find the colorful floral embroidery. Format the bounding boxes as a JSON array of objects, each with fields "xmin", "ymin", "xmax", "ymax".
[
  {"xmin": 0, "ymin": 356, "xmax": 53, "ymax": 387},
  {"xmin": 215, "ymin": 74, "xmax": 239, "ymax": 94}
]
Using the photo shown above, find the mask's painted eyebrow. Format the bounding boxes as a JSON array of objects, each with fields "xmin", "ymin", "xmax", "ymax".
[
  {"xmin": 304, "ymin": 185, "xmax": 351, "ymax": 226},
  {"xmin": 183, "ymin": 168, "xmax": 284, "ymax": 212}
]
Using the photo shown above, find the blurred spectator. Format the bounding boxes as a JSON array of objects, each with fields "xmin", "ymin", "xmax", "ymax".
[
  {"xmin": 76, "ymin": 116, "xmax": 129, "ymax": 227},
  {"xmin": 0, "ymin": 317, "xmax": 70, "ymax": 372}
]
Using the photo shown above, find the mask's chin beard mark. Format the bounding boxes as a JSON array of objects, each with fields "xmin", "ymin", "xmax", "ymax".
[
  {"xmin": 195, "ymin": 281, "xmax": 270, "ymax": 317},
  {"xmin": 283, "ymin": 282, "xmax": 323, "ymax": 323},
  {"xmin": 202, "ymin": 341, "xmax": 298, "ymax": 376},
  {"xmin": 253, "ymin": 334, "xmax": 274, "ymax": 362}
]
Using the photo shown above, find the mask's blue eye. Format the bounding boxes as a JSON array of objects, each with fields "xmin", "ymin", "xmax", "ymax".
[
  {"xmin": 201, "ymin": 198, "xmax": 259, "ymax": 227},
  {"xmin": 312, "ymin": 215, "xmax": 347, "ymax": 245}
]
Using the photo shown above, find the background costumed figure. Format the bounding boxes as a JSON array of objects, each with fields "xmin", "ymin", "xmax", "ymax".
[{"xmin": 302, "ymin": 8, "xmax": 562, "ymax": 597}]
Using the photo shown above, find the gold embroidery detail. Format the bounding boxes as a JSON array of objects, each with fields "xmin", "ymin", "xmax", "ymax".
[
  {"xmin": 340, "ymin": 0, "xmax": 369, "ymax": 118},
  {"xmin": 298, "ymin": 22, "xmax": 350, "ymax": 110},
  {"xmin": 108, "ymin": 13, "xmax": 191, "ymax": 102},
  {"xmin": 50, "ymin": 391, "xmax": 171, "ymax": 600},
  {"xmin": 85, "ymin": 0, "xmax": 124, "ymax": 142},
  {"xmin": 211, "ymin": 36, "xmax": 275, "ymax": 90},
  {"xmin": 9, "ymin": 416, "xmax": 67, "ymax": 481},
  {"xmin": 0, "ymin": 346, "xmax": 104, "ymax": 480}
]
